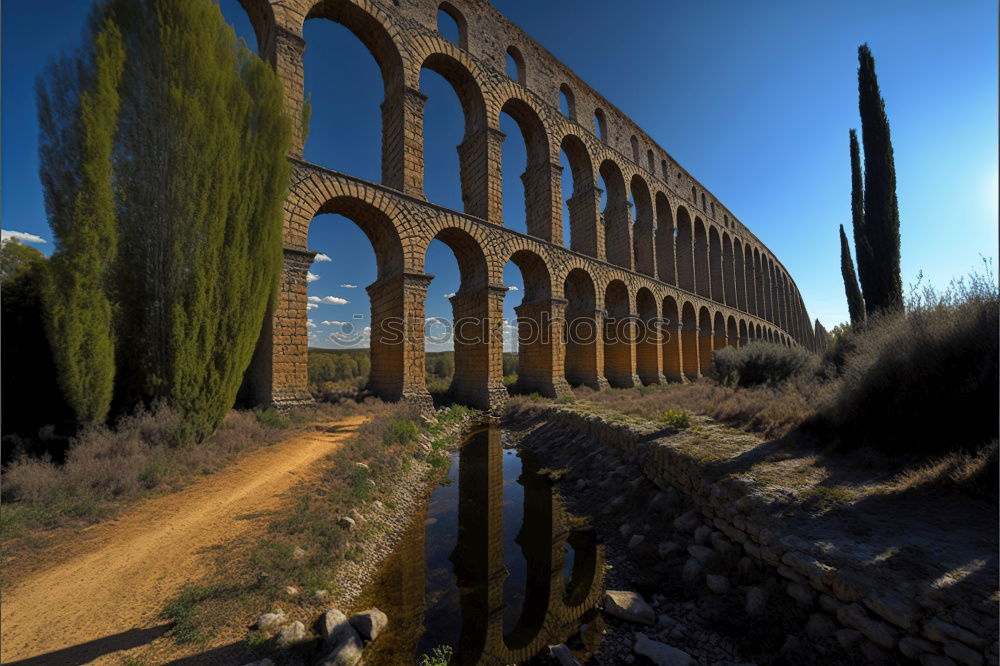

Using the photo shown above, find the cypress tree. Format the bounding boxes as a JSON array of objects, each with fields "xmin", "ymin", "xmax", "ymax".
[
  {"xmin": 113, "ymin": 0, "xmax": 290, "ymax": 437},
  {"xmin": 857, "ymin": 44, "xmax": 903, "ymax": 313},
  {"xmin": 848, "ymin": 129, "xmax": 874, "ymax": 306},
  {"xmin": 839, "ymin": 224, "xmax": 865, "ymax": 325},
  {"xmin": 36, "ymin": 11, "xmax": 125, "ymax": 425}
]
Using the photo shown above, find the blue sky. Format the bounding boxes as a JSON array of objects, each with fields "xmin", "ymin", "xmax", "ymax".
[{"xmin": 3, "ymin": 0, "xmax": 997, "ymax": 350}]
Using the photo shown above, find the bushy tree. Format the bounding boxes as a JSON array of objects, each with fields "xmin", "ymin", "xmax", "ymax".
[
  {"xmin": 839, "ymin": 224, "xmax": 865, "ymax": 325},
  {"xmin": 857, "ymin": 44, "xmax": 902, "ymax": 314},
  {"xmin": 37, "ymin": 11, "xmax": 125, "ymax": 425}
]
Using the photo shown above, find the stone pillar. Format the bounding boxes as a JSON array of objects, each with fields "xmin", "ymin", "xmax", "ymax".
[
  {"xmin": 381, "ymin": 85, "xmax": 427, "ymax": 198},
  {"xmin": 273, "ymin": 27, "xmax": 307, "ymax": 159},
  {"xmin": 636, "ymin": 315, "xmax": 666, "ymax": 385},
  {"xmin": 271, "ymin": 246, "xmax": 315, "ymax": 407},
  {"xmin": 365, "ymin": 271, "xmax": 433, "ymax": 407},
  {"xmin": 681, "ymin": 323, "xmax": 700, "ymax": 381},
  {"xmin": 514, "ymin": 297, "xmax": 571, "ymax": 398},
  {"xmin": 449, "ymin": 284, "xmax": 507, "ymax": 410},
  {"xmin": 566, "ymin": 185, "xmax": 603, "ymax": 261},
  {"xmin": 603, "ymin": 311, "xmax": 639, "ymax": 388},
  {"xmin": 458, "ymin": 127, "xmax": 505, "ymax": 224},
  {"xmin": 603, "ymin": 201, "xmax": 633, "ymax": 270},
  {"xmin": 564, "ymin": 307, "xmax": 609, "ymax": 390},
  {"xmin": 521, "ymin": 160, "xmax": 564, "ymax": 244}
]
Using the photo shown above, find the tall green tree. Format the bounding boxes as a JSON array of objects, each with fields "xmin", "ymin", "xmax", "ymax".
[
  {"xmin": 112, "ymin": 0, "xmax": 290, "ymax": 437},
  {"xmin": 857, "ymin": 44, "xmax": 903, "ymax": 313},
  {"xmin": 36, "ymin": 12, "xmax": 125, "ymax": 425},
  {"xmin": 848, "ymin": 129, "xmax": 873, "ymax": 305},
  {"xmin": 839, "ymin": 224, "xmax": 865, "ymax": 325}
]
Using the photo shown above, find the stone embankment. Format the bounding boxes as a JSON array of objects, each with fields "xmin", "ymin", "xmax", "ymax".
[{"xmin": 507, "ymin": 404, "xmax": 999, "ymax": 666}]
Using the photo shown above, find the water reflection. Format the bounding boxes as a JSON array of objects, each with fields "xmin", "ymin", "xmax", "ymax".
[{"xmin": 358, "ymin": 424, "xmax": 605, "ymax": 665}]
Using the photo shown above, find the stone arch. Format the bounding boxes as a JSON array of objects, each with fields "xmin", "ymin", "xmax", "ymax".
[
  {"xmin": 558, "ymin": 83, "xmax": 576, "ymax": 120},
  {"xmin": 419, "ymin": 52, "xmax": 490, "ymax": 218},
  {"xmin": 713, "ymin": 311, "xmax": 726, "ymax": 353},
  {"xmin": 594, "ymin": 108, "xmax": 608, "ymax": 142},
  {"xmin": 564, "ymin": 268, "xmax": 601, "ymax": 389},
  {"xmin": 635, "ymin": 287, "xmax": 661, "ymax": 385},
  {"xmin": 753, "ymin": 248, "xmax": 765, "ymax": 319},
  {"xmin": 727, "ymin": 315, "xmax": 738, "ymax": 348},
  {"xmin": 680, "ymin": 301, "xmax": 699, "ymax": 381},
  {"xmin": 505, "ymin": 44, "xmax": 526, "ymax": 84},
  {"xmin": 698, "ymin": 306, "xmax": 713, "ymax": 376},
  {"xmin": 675, "ymin": 206, "xmax": 695, "ymax": 293},
  {"xmin": 722, "ymin": 232, "xmax": 736, "ymax": 307},
  {"xmin": 599, "ymin": 160, "xmax": 632, "ymax": 270},
  {"xmin": 499, "ymin": 96, "xmax": 555, "ymax": 241},
  {"xmin": 654, "ymin": 193, "xmax": 676, "ymax": 285},
  {"xmin": 708, "ymin": 225, "xmax": 723, "ymax": 303},
  {"xmin": 235, "ymin": 0, "xmax": 275, "ymax": 57},
  {"xmin": 733, "ymin": 238, "xmax": 747, "ymax": 311},
  {"xmin": 662, "ymin": 295, "xmax": 682, "ymax": 381},
  {"xmin": 436, "ymin": 1, "xmax": 468, "ymax": 49},
  {"xmin": 505, "ymin": 249, "xmax": 565, "ymax": 397},
  {"xmin": 603, "ymin": 280, "xmax": 635, "ymax": 387},
  {"xmin": 694, "ymin": 217, "xmax": 710, "ymax": 298},
  {"xmin": 630, "ymin": 135, "xmax": 640, "ymax": 163},
  {"xmin": 630, "ymin": 175, "xmax": 655, "ymax": 277},
  {"xmin": 559, "ymin": 133, "xmax": 599, "ymax": 257},
  {"xmin": 738, "ymin": 318, "xmax": 749, "ymax": 346}
]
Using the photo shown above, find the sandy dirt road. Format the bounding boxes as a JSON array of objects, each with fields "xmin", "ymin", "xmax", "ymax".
[{"xmin": 1, "ymin": 415, "xmax": 367, "ymax": 665}]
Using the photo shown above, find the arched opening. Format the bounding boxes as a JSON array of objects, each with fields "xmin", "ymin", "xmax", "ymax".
[
  {"xmin": 722, "ymin": 233, "xmax": 736, "ymax": 307},
  {"xmin": 708, "ymin": 226, "xmax": 723, "ymax": 303},
  {"xmin": 505, "ymin": 45, "xmax": 526, "ymax": 84},
  {"xmin": 437, "ymin": 2, "xmax": 467, "ymax": 48},
  {"xmin": 635, "ymin": 288, "xmax": 660, "ymax": 385},
  {"xmin": 698, "ymin": 307, "xmax": 713, "ymax": 376},
  {"xmin": 420, "ymin": 53, "xmax": 488, "ymax": 217},
  {"xmin": 691, "ymin": 186, "xmax": 696, "ymax": 202},
  {"xmin": 559, "ymin": 134, "xmax": 597, "ymax": 256},
  {"xmin": 661, "ymin": 159, "xmax": 669, "ymax": 182},
  {"xmin": 675, "ymin": 206, "xmax": 694, "ymax": 293},
  {"xmin": 734, "ymin": 238, "xmax": 747, "ymax": 311},
  {"xmin": 302, "ymin": 2, "xmax": 404, "ymax": 184},
  {"xmin": 630, "ymin": 135, "xmax": 640, "ymax": 163},
  {"xmin": 504, "ymin": 250, "xmax": 559, "ymax": 397},
  {"xmin": 558, "ymin": 83, "xmax": 576, "ymax": 119},
  {"xmin": 726, "ymin": 316, "xmax": 737, "ymax": 349},
  {"xmin": 713, "ymin": 311, "xmax": 727, "ymax": 354},
  {"xmin": 694, "ymin": 218, "xmax": 710, "ymax": 298},
  {"xmin": 500, "ymin": 98, "xmax": 550, "ymax": 239},
  {"xmin": 654, "ymin": 193, "xmax": 676, "ymax": 285},
  {"xmin": 564, "ymin": 268, "xmax": 600, "ymax": 388},
  {"xmin": 753, "ymin": 248, "xmax": 765, "ymax": 319},
  {"xmin": 646, "ymin": 149, "xmax": 655, "ymax": 173},
  {"xmin": 738, "ymin": 319, "xmax": 748, "ymax": 346},
  {"xmin": 762, "ymin": 257, "xmax": 773, "ymax": 323},
  {"xmin": 744, "ymin": 244, "xmax": 757, "ymax": 315},
  {"xmin": 662, "ymin": 296, "xmax": 682, "ymax": 381},
  {"xmin": 701, "ymin": 192, "xmax": 707, "ymax": 211},
  {"xmin": 593, "ymin": 108, "xmax": 607, "ymax": 142},
  {"xmin": 680, "ymin": 301, "xmax": 699, "ymax": 381},
  {"xmin": 630, "ymin": 175, "xmax": 654, "ymax": 277},
  {"xmin": 710, "ymin": 201, "xmax": 716, "ymax": 219},
  {"xmin": 305, "ymin": 197, "xmax": 405, "ymax": 401},
  {"xmin": 603, "ymin": 280, "xmax": 634, "ymax": 388},
  {"xmin": 424, "ymin": 227, "xmax": 495, "ymax": 409},
  {"xmin": 599, "ymin": 160, "xmax": 631, "ymax": 270},
  {"xmin": 755, "ymin": 323, "xmax": 762, "ymax": 341}
]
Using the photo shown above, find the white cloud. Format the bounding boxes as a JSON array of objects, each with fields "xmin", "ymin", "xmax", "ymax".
[
  {"xmin": 321, "ymin": 320, "xmax": 348, "ymax": 326},
  {"xmin": 307, "ymin": 319, "xmax": 317, "ymax": 328},
  {"xmin": 307, "ymin": 303, "xmax": 319, "ymax": 310},
  {"xmin": 506, "ymin": 285, "xmax": 519, "ymax": 291},
  {"xmin": 1, "ymin": 230, "xmax": 47, "ymax": 244},
  {"xmin": 444, "ymin": 292, "xmax": 456, "ymax": 298},
  {"xmin": 307, "ymin": 271, "xmax": 320, "ymax": 282},
  {"xmin": 314, "ymin": 253, "xmax": 331, "ymax": 262},
  {"xmin": 307, "ymin": 295, "xmax": 349, "ymax": 305},
  {"xmin": 340, "ymin": 284, "xmax": 358, "ymax": 289}
]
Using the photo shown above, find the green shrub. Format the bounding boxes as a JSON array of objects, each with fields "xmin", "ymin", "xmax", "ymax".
[
  {"xmin": 252, "ymin": 407, "xmax": 290, "ymax": 429},
  {"xmin": 659, "ymin": 409, "xmax": 692, "ymax": 429},
  {"xmin": 419, "ymin": 646, "xmax": 454, "ymax": 666},
  {"xmin": 383, "ymin": 418, "xmax": 418, "ymax": 446},
  {"xmin": 712, "ymin": 342, "xmax": 818, "ymax": 387}
]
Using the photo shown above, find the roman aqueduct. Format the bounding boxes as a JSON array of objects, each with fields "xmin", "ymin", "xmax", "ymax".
[{"xmin": 237, "ymin": 0, "xmax": 821, "ymax": 409}]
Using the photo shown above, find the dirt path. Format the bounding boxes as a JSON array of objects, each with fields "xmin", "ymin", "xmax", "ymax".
[{"xmin": 0, "ymin": 415, "xmax": 368, "ymax": 665}]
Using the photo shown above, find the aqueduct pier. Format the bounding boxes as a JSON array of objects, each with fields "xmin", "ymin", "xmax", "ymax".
[{"xmin": 237, "ymin": 0, "xmax": 822, "ymax": 409}]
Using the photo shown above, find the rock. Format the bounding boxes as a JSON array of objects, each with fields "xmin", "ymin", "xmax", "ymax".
[
  {"xmin": 924, "ymin": 618, "xmax": 988, "ymax": 649},
  {"xmin": 337, "ymin": 516, "xmax": 356, "ymax": 530},
  {"xmin": 673, "ymin": 510, "xmax": 701, "ymax": 533},
  {"xmin": 292, "ymin": 546, "xmax": 307, "ymax": 560},
  {"xmin": 354, "ymin": 461, "xmax": 370, "ymax": 472},
  {"xmin": 944, "ymin": 641, "xmax": 984, "ymax": 666},
  {"xmin": 320, "ymin": 609, "xmax": 356, "ymax": 647},
  {"xmin": 658, "ymin": 541, "xmax": 680, "ymax": 558},
  {"xmin": 835, "ymin": 628, "xmax": 862, "ymax": 648},
  {"xmin": 619, "ymin": 523, "xmax": 633, "ymax": 539},
  {"xmin": 349, "ymin": 608, "xmax": 388, "ymax": 641},
  {"xmin": 314, "ymin": 589, "xmax": 331, "ymax": 600},
  {"xmin": 285, "ymin": 586, "xmax": 299, "ymax": 596},
  {"xmin": 899, "ymin": 636, "xmax": 937, "ymax": 659},
  {"xmin": 628, "ymin": 534, "xmax": 645, "ymax": 549},
  {"xmin": 745, "ymin": 586, "xmax": 767, "ymax": 616},
  {"xmin": 633, "ymin": 633, "xmax": 695, "ymax": 666},
  {"xmin": 786, "ymin": 582, "xmax": 816, "ymax": 605},
  {"xmin": 860, "ymin": 641, "xmax": 890, "ymax": 663},
  {"xmin": 317, "ymin": 631, "xmax": 364, "ymax": 666},
  {"xmin": 687, "ymin": 545, "xmax": 719, "ymax": 569},
  {"xmin": 706, "ymin": 574, "xmax": 730, "ymax": 594},
  {"xmin": 256, "ymin": 610, "xmax": 286, "ymax": 633},
  {"xmin": 681, "ymin": 557, "xmax": 702, "ymax": 583},
  {"xmin": 693, "ymin": 525, "xmax": 712, "ymax": 545},
  {"xmin": 805, "ymin": 613, "xmax": 836, "ymax": 641},
  {"xmin": 276, "ymin": 621, "xmax": 307, "ymax": 647},
  {"xmin": 864, "ymin": 591, "xmax": 917, "ymax": 630},
  {"xmin": 604, "ymin": 590, "xmax": 655, "ymax": 625},
  {"xmin": 839, "ymin": 603, "xmax": 898, "ymax": 649},
  {"xmin": 549, "ymin": 643, "xmax": 580, "ymax": 666}
]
